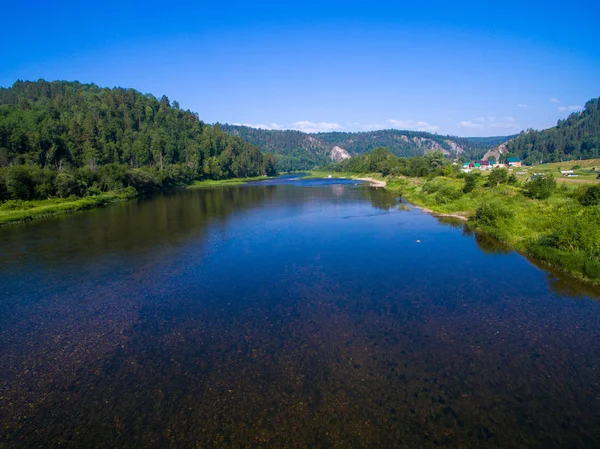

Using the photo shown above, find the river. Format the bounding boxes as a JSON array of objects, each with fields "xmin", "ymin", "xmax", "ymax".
[{"xmin": 1, "ymin": 176, "xmax": 600, "ymax": 447}]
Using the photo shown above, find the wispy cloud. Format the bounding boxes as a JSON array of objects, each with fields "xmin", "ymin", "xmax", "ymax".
[
  {"xmin": 550, "ymin": 98, "xmax": 561, "ymax": 103},
  {"xmin": 558, "ymin": 105, "xmax": 582, "ymax": 112},
  {"xmin": 459, "ymin": 121, "xmax": 484, "ymax": 130},
  {"xmin": 387, "ymin": 119, "xmax": 439, "ymax": 132},
  {"xmin": 235, "ymin": 121, "xmax": 343, "ymax": 133},
  {"xmin": 236, "ymin": 118, "xmax": 441, "ymax": 133},
  {"xmin": 460, "ymin": 116, "xmax": 520, "ymax": 131},
  {"xmin": 233, "ymin": 122, "xmax": 284, "ymax": 130},
  {"xmin": 518, "ymin": 104, "xmax": 530, "ymax": 108},
  {"xmin": 290, "ymin": 121, "xmax": 344, "ymax": 133}
]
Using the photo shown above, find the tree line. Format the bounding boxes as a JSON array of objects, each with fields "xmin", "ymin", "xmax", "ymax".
[{"xmin": 0, "ymin": 80, "xmax": 277, "ymax": 201}]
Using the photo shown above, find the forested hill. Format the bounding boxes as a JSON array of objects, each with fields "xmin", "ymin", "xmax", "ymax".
[
  {"xmin": 0, "ymin": 80, "xmax": 276, "ymax": 201},
  {"xmin": 220, "ymin": 124, "xmax": 515, "ymax": 171},
  {"xmin": 503, "ymin": 98, "xmax": 600, "ymax": 164}
]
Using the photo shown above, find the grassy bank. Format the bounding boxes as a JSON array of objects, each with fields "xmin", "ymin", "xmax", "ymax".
[
  {"xmin": 0, "ymin": 191, "xmax": 135, "ymax": 226},
  {"xmin": 392, "ymin": 175, "xmax": 600, "ymax": 284},
  {"xmin": 188, "ymin": 176, "xmax": 270, "ymax": 188}
]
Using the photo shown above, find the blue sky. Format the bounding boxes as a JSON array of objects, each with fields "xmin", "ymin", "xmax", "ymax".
[{"xmin": 2, "ymin": 0, "xmax": 599, "ymax": 137}]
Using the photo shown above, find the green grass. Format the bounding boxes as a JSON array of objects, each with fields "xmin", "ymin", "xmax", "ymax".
[
  {"xmin": 0, "ymin": 192, "xmax": 133, "ymax": 226},
  {"xmin": 187, "ymin": 175, "xmax": 271, "ymax": 188}
]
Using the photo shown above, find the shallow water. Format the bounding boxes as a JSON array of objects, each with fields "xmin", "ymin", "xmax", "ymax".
[{"xmin": 1, "ymin": 177, "xmax": 600, "ymax": 448}]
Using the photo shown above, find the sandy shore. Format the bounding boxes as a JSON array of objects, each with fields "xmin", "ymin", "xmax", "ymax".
[
  {"xmin": 355, "ymin": 177, "xmax": 387, "ymax": 188},
  {"xmin": 414, "ymin": 205, "xmax": 469, "ymax": 221}
]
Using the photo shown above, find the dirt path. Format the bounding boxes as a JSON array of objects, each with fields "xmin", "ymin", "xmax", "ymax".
[{"xmin": 556, "ymin": 178, "xmax": 600, "ymax": 184}]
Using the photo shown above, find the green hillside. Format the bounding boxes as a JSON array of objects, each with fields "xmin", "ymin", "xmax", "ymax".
[
  {"xmin": 0, "ymin": 80, "xmax": 276, "ymax": 202},
  {"xmin": 220, "ymin": 124, "xmax": 514, "ymax": 171},
  {"xmin": 505, "ymin": 98, "xmax": 600, "ymax": 164}
]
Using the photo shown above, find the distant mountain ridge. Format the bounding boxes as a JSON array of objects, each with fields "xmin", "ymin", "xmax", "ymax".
[{"xmin": 220, "ymin": 124, "xmax": 515, "ymax": 171}]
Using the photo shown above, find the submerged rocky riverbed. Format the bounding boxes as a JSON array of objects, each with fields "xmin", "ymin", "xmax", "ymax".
[{"xmin": 1, "ymin": 177, "xmax": 600, "ymax": 448}]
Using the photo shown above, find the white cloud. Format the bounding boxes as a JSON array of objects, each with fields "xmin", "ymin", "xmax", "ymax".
[
  {"xmin": 234, "ymin": 122, "xmax": 283, "ymax": 130},
  {"xmin": 558, "ymin": 105, "xmax": 582, "ymax": 112},
  {"xmin": 460, "ymin": 116, "xmax": 521, "ymax": 131},
  {"xmin": 290, "ymin": 121, "xmax": 344, "ymax": 133},
  {"xmin": 551, "ymin": 98, "xmax": 561, "ymax": 103},
  {"xmin": 518, "ymin": 104, "xmax": 530, "ymax": 108},
  {"xmin": 386, "ymin": 119, "xmax": 439, "ymax": 132},
  {"xmin": 459, "ymin": 121, "xmax": 484, "ymax": 129}
]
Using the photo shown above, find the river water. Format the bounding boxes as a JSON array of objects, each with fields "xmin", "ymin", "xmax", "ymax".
[{"xmin": 1, "ymin": 176, "xmax": 600, "ymax": 448}]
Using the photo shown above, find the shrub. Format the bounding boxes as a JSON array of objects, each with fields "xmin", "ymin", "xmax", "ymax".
[
  {"xmin": 463, "ymin": 173, "xmax": 478, "ymax": 193},
  {"xmin": 435, "ymin": 185, "xmax": 463, "ymax": 204},
  {"xmin": 475, "ymin": 199, "xmax": 515, "ymax": 226},
  {"xmin": 524, "ymin": 175, "xmax": 556, "ymax": 199},
  {"xmin": 577, "ymin": 185, "xmax": 600, "ymax": 206},
  {"xmin": 5, "ymin": 166, "xmax": 34, "ymax": 200},
  {"xmin": 32, "ymin": 167, "xmax": 57, "ymax": 199},
  {"xmin": 55, "ymin": 172, "xmax": 81, "ymax": 198}
]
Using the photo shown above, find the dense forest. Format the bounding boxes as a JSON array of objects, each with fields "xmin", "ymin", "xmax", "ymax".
[
  {"xmin": 0, "ymin": 80, "xmax": 277, "ymax": 201},
  {"xmin": 220, "ymin": 124, "xmax": 514, "ymax": 171},
  {"xmin": 505, "ymin": 98, "xmax": 600, "ymax": 164}
]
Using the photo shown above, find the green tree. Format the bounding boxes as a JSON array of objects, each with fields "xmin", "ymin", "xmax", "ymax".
[
  {"xmin": 486, "ymin": 168, "xmax": 508, "ymax": 187},
  {"xmin": 524, "ymin": 175, "xmax": 556, "ymax": 199}
]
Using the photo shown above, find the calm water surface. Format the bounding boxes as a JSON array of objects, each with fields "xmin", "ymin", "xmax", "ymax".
[{"xmin": 1, "ymin": 177, "xmax": 600, "ymax": 448}]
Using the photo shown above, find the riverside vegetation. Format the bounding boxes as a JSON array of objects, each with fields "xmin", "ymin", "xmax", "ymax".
[
  {"xmin": 325, "ymin": 147, "xmax": 600, "ymax": 283},
  {"xmin": 0, "ymin": 80, "xmax": 277, "ymax": 224}
]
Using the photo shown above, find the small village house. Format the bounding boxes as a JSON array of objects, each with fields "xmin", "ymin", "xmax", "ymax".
[{"xmin": 506, "ymin": 157, "xmax": 521, "ymax": 167}]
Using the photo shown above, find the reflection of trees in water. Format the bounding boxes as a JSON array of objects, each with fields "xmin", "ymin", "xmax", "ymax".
[
  {"xmin": 525, "ymin": 255, "xmax": 600, "ymax": 300},
  {"xmin": 461, "ymin": 226, "xmax": 512, "ymax": 254},
  {"xmin": 364, "ymin": 189, "xmax": 399, "ymax": 211},
  {"xmin": 0, "ymin": 186, "xmax": 278, "ymax": 267},
  {"xmin": 0, "ymin": 185, "xmax": 399, "ymax": 269},
  {"xmin": 435, "ymin": 216, "xmax": 464, "ymax": 229},
  {"xmin": 463, "ymin": 227, "xmax": 600, "ymax": 300}
]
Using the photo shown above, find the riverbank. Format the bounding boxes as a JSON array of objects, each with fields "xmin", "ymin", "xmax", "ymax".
[
  {"xmin": 188, "ymin": 176, "xmax": 270, "ymax": 188},
  {"xmin": 306, "ymin": 171, "xmax": 390, "ymax": 188},
  {"xmin": 388, "ymin": 175, "xmax": 600, "ymax": 284},
  {"xmin": 0, "ymin": 191, "xmax": 134, "ymax": 226},
  {"xmin": 0, "ymin": 176, "xmax": 271, "ymax": 226}
]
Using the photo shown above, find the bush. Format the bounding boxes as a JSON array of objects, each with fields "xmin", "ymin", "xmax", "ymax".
[
  {"xmin": 32, "ymin": 167, "xmax": 57, "ymax": 199},
  {"xmin": 577, "ymin": 185, "xmax": 600, "ymax": 206},
  {"xmin": 549, "ymin": 207, "xmax": 600, "ymax": 256},
  {"xmin": 5, "ymin": 166, "xmax": 35, "ymax": 200},
  {"xmin": 125, "ymin": 169, "xmax": 159, "ymax": 193},
  {"xmin": 475, "ymin": 199, "xmax": 515, "ymax": 226},
  {"xmin": 55, "ymin": 173, "xmax": 81, "ymax": 198},
  {"xmin": 435, "ymin": 185, "xmax": 463, "ymax": 204},
  {"xmin": 463, "ymin": 173, "xmax": 478, "ymax": 193},
  {"xmin": 524, "ymin": 175, "xmax": 556, "ymax": 199}
]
